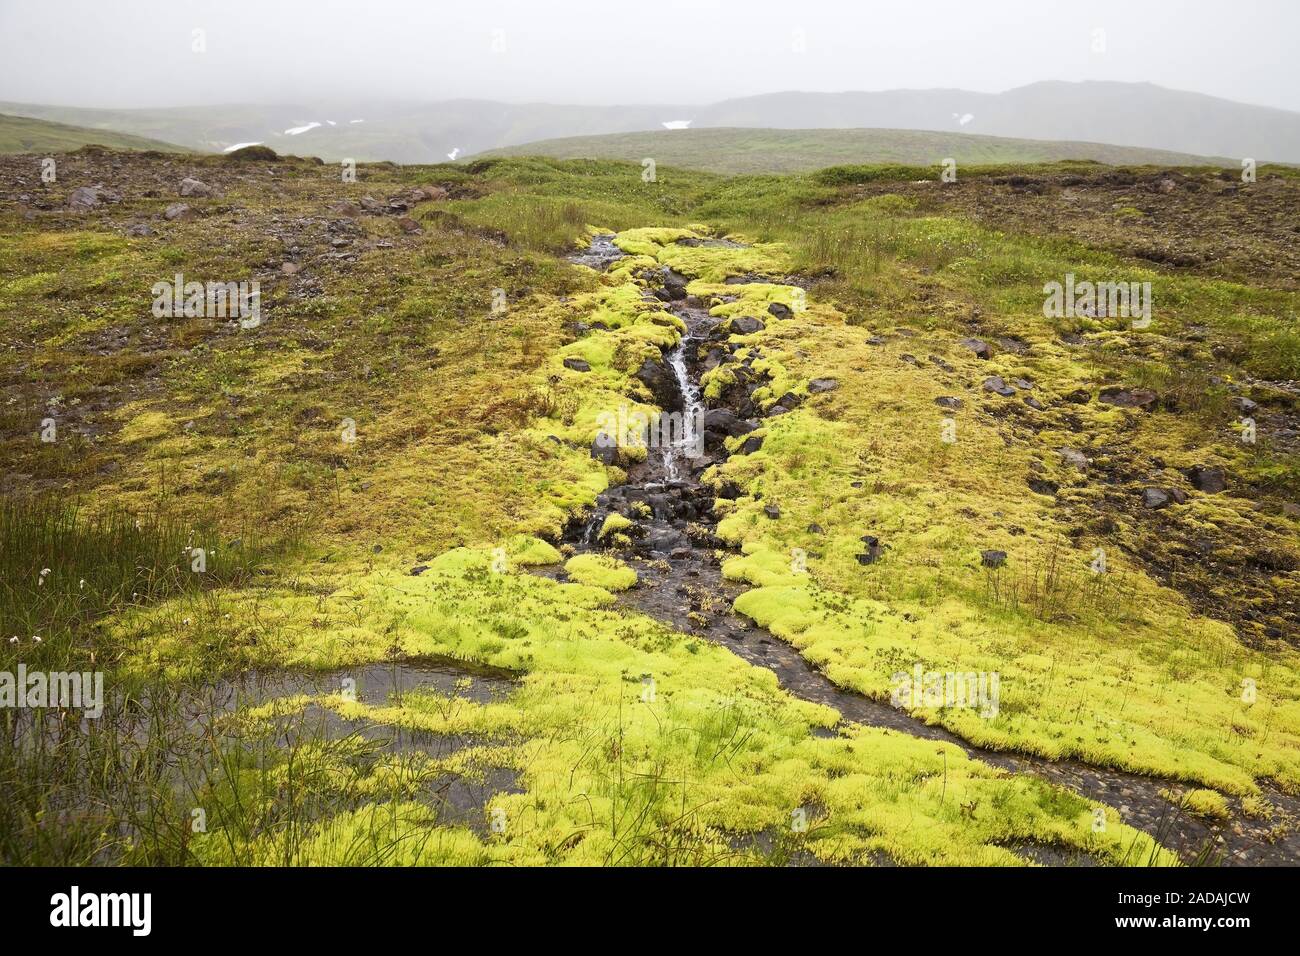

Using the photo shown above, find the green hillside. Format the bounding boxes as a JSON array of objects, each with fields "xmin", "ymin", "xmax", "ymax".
[
  {"xmin": 0, "ymin": 112, "xmax": 187, "ymax": 154},
  {"xmin": 475, "ymin": 127, "xmax": 1232, "ymax": 174}
]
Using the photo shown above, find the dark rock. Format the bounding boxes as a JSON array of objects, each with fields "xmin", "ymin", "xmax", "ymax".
[
  {"xmin": 935, "ymin": 396, "xmax": 963, "ymax": 410},
  {"xmin": 808, "ymin": 378, "xmax": 838, "ymax": 394},
  {"xmin": 563, "ymin": 357, "xmax": 591, "ymax": 372},
  {"xmin": 409, "ymin": 565, "xmax": 429, "ymax": 576},
  {"xmin": 767, "ymin": 302, "xmax": 792, "ymax": 320},
  {"xmin": 225, "ymin": 144, "xmax": 278, "ymax": 161},
  {"xmin": 1230, "ymin": 396, "xmax": 1258, "ymax": 414},
  {"xmin": 857, "ymin": 535, "xmax": 886, "ymax": 565},
  {"xmin": 1063, "ymin": 389, "xmax": 1091, "ymax": 404},
  {"xmin": 68, "ymin": 186, "xmax": 101, "ymax": 209},
  {"xmin": 163, "ymin": 202, "xmax": 192, "ymax": 221},
  {"xmin": 126, "ymin": 222, "xmax": 153, "ymax": 237},
  {"xmin": 1141, "ymin": 487, "xmax": 1172, "ymax": 509},
  {"xmin": 763, "ymin": 504, "xmax": 781, "ymax": 519},
  {"xmin": 730, "ymin": 316, "xmax": 765, "ymax": 335},
  {"xmin": 996, "ymin": 337, "xmax": 1029, "ymax": 355},
  {"xmin": 703, "ymin": 408, "xmax": 754, "ymax": 438},
  {"xmin": 865, "ymin": 336, "xmax": 887, "ymax": 345},
  {"xmin": 1023, "ymin": 396, "xmax": 1045, "ymax": 411},
  {"xmin": 1028, "ymin": 478, "xmax": 1059, "ymax": 496},
  {"xmin": 959, "ymin": 337, "xmax": 992, "ymax": 359},
  {"xmin": 634, "ymin": 357, "xmax": 681, "ymax": 411},
  {"xmin": 929, "ymin": 355, "xmax": 955, "ymax": 372},
  {"xmin": 983, "ymin": 376, "xmax": 1017, "ymax": 397},
  {"xmin": 739, "ymin": 435, "xmax": 764, "ymax": 454},
  {"xmin": 807, "ymin": 523, "xmax": 824, "ymax": 534},
  {"xmin": 591, "ymin": 433, "xmax": 619, "ymax": 466},
  {"xmin": 395, "ymin": 216, "xmax": 423, "ymax": 234},
  {"xmin": 900, "ymin": 354, "xmax": 920, "ymax": 365},
  {"xmin": 1099, "ymin": 387, "xmax": 1158, "ymax": 409},
  {"xmin": 980, "ymin": 550, "xmax": 1007, "ymax": 568},
  {"xmin": 1187, "ymin": 465, "xmax": 1226, "ymax": 493}
]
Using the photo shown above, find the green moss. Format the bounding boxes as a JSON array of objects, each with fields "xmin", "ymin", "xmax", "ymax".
[{"xmin": 565, "ymin": 553, "xmax": 637, "ymax": 591}]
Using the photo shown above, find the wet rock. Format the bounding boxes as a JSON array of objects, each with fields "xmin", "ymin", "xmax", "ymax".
[
  {"xmin": 591, "ymin": 433, "xmax": 619, "ymax": 466},
  {"xmin": 703, "ymin": 408, "xmax": 755, "ymax": 439},
  {"xmin": 1141, "ymin": 487, "xmax": 1172, "ymax": 509},
  {"xmin": 661, "ymin": 268, "xmax": 689, "ymax": 300},
  {"xmin": 1058, "ymin": 447, "xmax": 1090, "ymax": 471},
  {"xmin": 983, "ymin": 376, "xmax": 1017, "ymax": 397},
  {"xmin": 634, "ymin": 357, "xmax": 681, "ymax": 411},
  {"xmin": 163, "ymin": 202, "xmax": 192, "ymax": 221},
  {"xmin": 1187, "ymin": 465, "xmax": 1226, "ymax": 493},
  {"xmin": 179, "ymin": 177, "xmax": 213, "ymax": 198},
  {"xmin": 808, "ymin": 378, "xmax": 839, "ymax": 394},
  {"xmin": 767, "ymin": 302, "xmax": 793, "ymax": 320},
  {"xmin": 1099, "ymin": 387, "xmax": 1158, "ymax": 409},
  {"xmin": 980, "ymin": 550, "xmax": 1007, "ymax": 568},
  {"xmin": 935, "ymin": 396, "xmax": 963, "ymax": 410},
  {"xmin": 563, "ymin": 357, "xmax": 591, "ymax": 372},
  {"xmin": 730, "ymin": 316, "xmax": 765, "ymax": 335},
  {"xmin": 959, "ymin": 337, "xmax": 992, "ymax": 359},
  {"xmin": 640, "ymin": 529, "xmax": 689, "ymax": 554}
]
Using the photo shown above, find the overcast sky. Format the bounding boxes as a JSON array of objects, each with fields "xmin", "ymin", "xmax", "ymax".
[{"xmin": 1, "ymin": 0, "xmax": 1297, "ymax": 112}]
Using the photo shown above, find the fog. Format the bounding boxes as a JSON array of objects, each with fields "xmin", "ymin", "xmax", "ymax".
[{"xmin": 1, "ymin": 0, "xmax": 1297, "ymax": 112}]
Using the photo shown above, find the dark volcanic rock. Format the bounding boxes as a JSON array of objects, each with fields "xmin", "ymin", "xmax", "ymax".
[
  {"xmin": 591, "ymin": 433, "xmax": 619, "ymax": 466},
  {"xmin": 730, "ymin": 316, "xmax": 765, "ymax": 335},
  {"xmin": 980, "ymin": 550, "xmax": 1007, "ymax": 568},
  {"xmin": 634, "ymin": 356, "xmax": 681, "ymax": 411},
  {"xmin": 959, "ymin": 337, "xmax": 992, "ymax": 359},
  {"xmin": 1141, "ymin": 487, "xmax": 1172, "ymax": 509},
  {"xmin": 1099, "ymin": 387, "xmax": 1158, "ymax": 409},
  {"xmin": 1187, "ymin": 465, "xmax": 1227, "ymax": 493},
  {"xmin": 563, "ymin": 357, "xmax": 591, "ymax": 372},
  {"xmin": 983, "ymin": 376, "xmax": 1017, "ymax": 397},
  {"xmin": 767, "ymin": 302, "xmax": 793, "ymax": 320}
]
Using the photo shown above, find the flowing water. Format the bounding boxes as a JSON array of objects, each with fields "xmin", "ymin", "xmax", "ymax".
[{"xmin": 560, "ymin": 233, "xmax": 1300, "ymax": 866}]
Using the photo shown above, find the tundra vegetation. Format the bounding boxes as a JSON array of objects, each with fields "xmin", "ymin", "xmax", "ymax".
[{"xmin": 0, "ymin": 145, "xmax": 1296, "ymax": 866}]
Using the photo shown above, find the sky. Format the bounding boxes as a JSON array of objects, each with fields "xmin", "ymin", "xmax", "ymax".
[{"xmin": 1, "ymin": 0, "xmax": 1297, "ymax": 112}]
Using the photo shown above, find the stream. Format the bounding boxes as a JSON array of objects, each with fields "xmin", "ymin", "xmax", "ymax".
[{"xmin": 556, "ymin": 234, "xmax": 1300, "ymax": 866}]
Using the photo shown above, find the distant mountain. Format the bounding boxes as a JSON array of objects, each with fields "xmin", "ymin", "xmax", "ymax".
[
  {"xmin": 475, "ymin": 127, "xmax": 1230, "ymax": 175},
  {"xmin": 0, "ymin": 113, "xmax": 185, "ymax": 154},
  {"xmin": 3, "ymin": 81, "xmax": 1296, "ymax": 164}
]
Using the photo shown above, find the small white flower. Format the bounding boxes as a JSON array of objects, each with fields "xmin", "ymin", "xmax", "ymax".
[
  {"xmin": 79, "ymin": 579, "xmax": 86, "ymax": 589},
  {"xmin": 32, "ymin": 636, "xmax": 41, "ymax": 644},
  {"xmin": 183, "ymin": 618, "xmax": 192, "ymax": 626},
  {"xmin": 8, "ymin": 636, "xmax": 18, "ymax": 644}
]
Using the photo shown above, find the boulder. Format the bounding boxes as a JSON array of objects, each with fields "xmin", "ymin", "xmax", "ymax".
[
  {"xmin": 935, "ymin": 396, "xmax": 963, "ymax": 410},
  {"xmin": 634, "ymin": 356, "xmax": 681, "ymax": 411},
  {"xmin": 767, "ymin": 302, "xmax": 793, "ymax": 320},
  {"xmin": 67, "ymin": 186, "xmax": 100, "ymax": 209},
  {"xmin": 163, "ymin": 203, "xmax": 192, "ymax": 221},
  {"xmin": 959, "ymin": 337, "xmax": 992, "ymax": 359},
  {"xmin": 730, "ymin": 316, "xmax": 765, "ymax": 335},
  {"xmin": 1099, "ymin": 387, "xmax": 1158, "ymax": 409},
  {"xmin": 1187, "ymin": 465, "xmax": 1226, "ymax": 493},
  {"xmin": 980, "ymin": 550, "xmax": 1007, "ymax": 568},
  {"xmin": 983, "ymin": 376, "xmax": 1017, "ymax": 397},
  {"xmin": 179, "ymin": 177, "xmax": 213, "ymax": 198},
  {"xmin": 563, "ymin": 357, "xmax": 591, "ymax": 372},
  {"xmin": 1141, "ymin": 487, "xmax": 1172, "ymax": 509}
]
